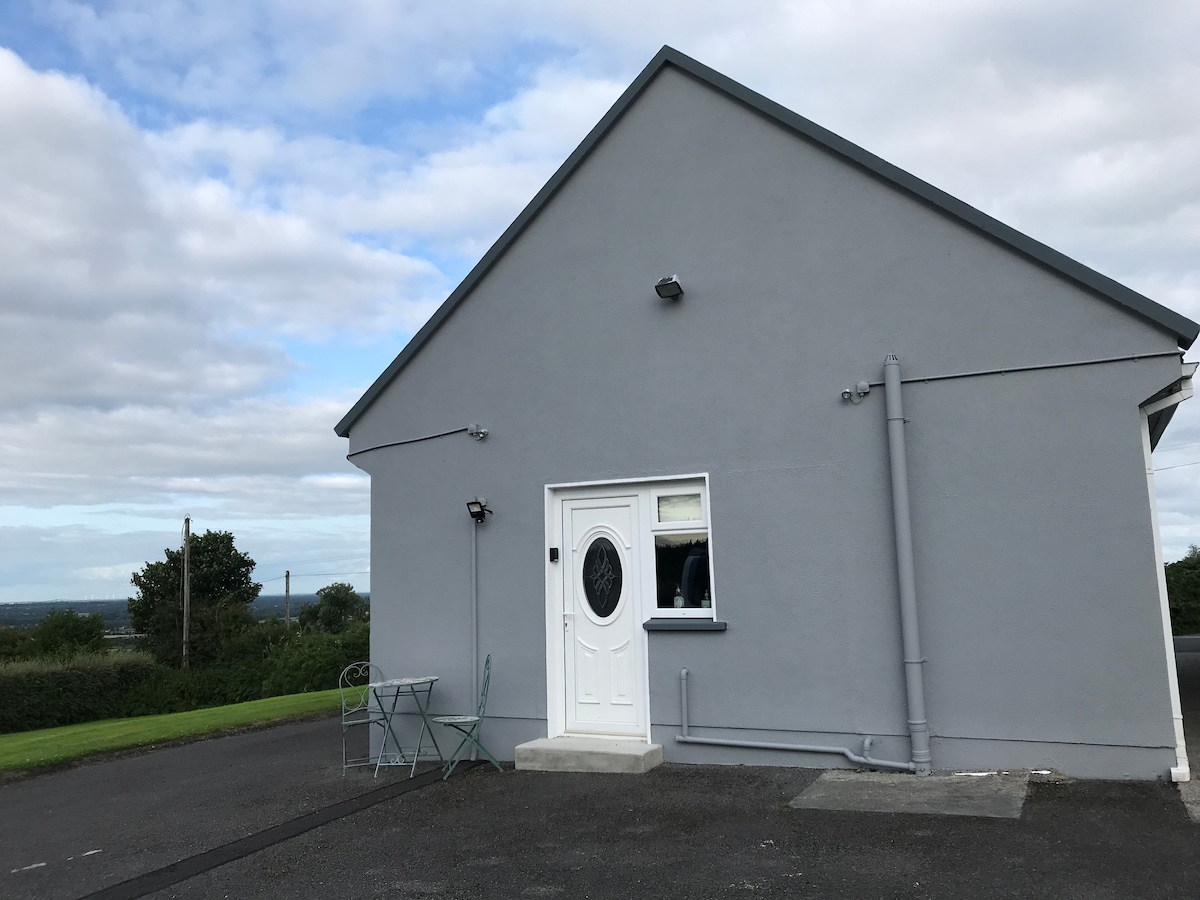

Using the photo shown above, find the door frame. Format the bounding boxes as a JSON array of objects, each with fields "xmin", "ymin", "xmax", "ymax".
[{"xmin": 544, "ymin": 473, "xmax": 709, "ymax": 742}]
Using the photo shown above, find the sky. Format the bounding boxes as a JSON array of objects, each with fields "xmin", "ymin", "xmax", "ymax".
[{"xmin": 0, "ymin": 1, "xmax": 1198, "ymax": 603}]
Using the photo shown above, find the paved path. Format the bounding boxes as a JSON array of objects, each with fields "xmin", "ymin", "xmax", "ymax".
[{"xmin": 3, "ymin": 713, "xmax": 1199, "ymax": 900}]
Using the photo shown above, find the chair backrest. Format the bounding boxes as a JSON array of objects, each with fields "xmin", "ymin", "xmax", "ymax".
[
  {"xmin": 339, "ymin": 661, "xmax": 382, "ymax": 714},
  {"xmin": 476, "ymin": 654, "xmax": 492, "ymax": 719}
]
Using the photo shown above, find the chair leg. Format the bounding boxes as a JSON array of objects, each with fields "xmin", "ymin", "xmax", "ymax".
[
  {"xmin": 441, "ymin": 725, "xmax": 502, "ymax": 778},
  {"xmin": 442, "ymin": 730, "xmax": 470, "ymax": 779},
  {"xmin": 461, "ymin": 734, "xmax": 503, "ymax": 772}
]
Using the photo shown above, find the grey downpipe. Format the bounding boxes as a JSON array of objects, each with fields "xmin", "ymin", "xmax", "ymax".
[
  {"xmin": 675, "ymin": 669, "xmax": 916, "ymax": 773},
  {"xmin": 883, "ymin": 354, "xmax": 933, "ymax": 776}
]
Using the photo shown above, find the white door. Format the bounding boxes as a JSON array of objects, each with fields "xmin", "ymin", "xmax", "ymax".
[{"xmin": 562, "ymin": 495, "xmax": 646, "ymax": 736}]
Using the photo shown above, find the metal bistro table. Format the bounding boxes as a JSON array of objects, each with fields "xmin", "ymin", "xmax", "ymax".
[{"xmin": 369, "ymin": 676, "xmax": 444, "ymax": 778}]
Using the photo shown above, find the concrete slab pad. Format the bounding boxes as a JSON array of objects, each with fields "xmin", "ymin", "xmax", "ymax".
[
  {"xmin": 515, "ymin": 737, "xmax": 663, "ymax": 773},
  {"xmin": 790, "ymin": 770, "xmax": 1030, "ymax": 818},
  {"xmin": 1178, "ymin": 779, "xmax": 1200, "ymax": 824}
]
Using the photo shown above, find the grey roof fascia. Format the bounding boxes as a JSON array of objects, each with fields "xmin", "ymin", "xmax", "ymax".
[
  {"xmin": 336, "ymin": 45, "xmax": 1197, "ymax": 437},
  {"xmin": 661, "ymin": 49, "xmax": 1198, "ymax": 351}
]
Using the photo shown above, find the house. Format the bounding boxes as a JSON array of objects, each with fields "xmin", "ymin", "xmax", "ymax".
[{"xmin": 336, "ymin": 47, "xmax": 1198, "ymax": 779}]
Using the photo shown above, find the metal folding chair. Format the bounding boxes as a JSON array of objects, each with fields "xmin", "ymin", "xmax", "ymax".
[
  {"xmin": 339, "ymin": 661, "xmax": 386, "ymax": 774},
  {"xmin": 433, "ymin": 654, "xmax": 503, "ymax": 779}
]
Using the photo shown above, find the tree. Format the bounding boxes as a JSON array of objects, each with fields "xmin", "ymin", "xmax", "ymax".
[
  {"xmin": 298, "ymin": 582, "xmax": 367, "ymax": 634},
  {"xmin": 30, "ymin": 609, "xmax": 106, "ymax": 657},
  {"xmin": 1165, "ymin": 545, "xmax": 1200, "ymax": 636},
  {"xmin": 0, "ymin": 625, "xmax": 33, "ymax": 661},
  {"xmin": 128, "ymin": 530, "xmax": 261, "ymax": 667}
]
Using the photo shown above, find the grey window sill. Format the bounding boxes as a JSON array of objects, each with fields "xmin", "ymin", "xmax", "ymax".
[{"xmin": 643, "ymin": 619, "xmax": 728, "ymax": 632}]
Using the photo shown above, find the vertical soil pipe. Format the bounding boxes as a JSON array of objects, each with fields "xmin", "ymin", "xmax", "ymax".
[{"xmin": 883, "ymin": 354, "xmax": 933, "ymax": 776}]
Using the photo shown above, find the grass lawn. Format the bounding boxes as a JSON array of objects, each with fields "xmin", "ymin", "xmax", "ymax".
[{"xmin": 0, "ymin": 689, "xmax": 341, "ymax": 773}]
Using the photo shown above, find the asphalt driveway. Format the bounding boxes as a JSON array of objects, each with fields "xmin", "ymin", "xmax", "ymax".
[
  {"xmin": 6, "ymin": 643, "xmax": 1200, "ymax": 900},
  {"xmin": 3, "ymin": 712, "xmax": 1199, "ymax": 900}
]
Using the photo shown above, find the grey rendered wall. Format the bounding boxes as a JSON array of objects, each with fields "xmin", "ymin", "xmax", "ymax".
[{"xmin": 350, "ymin": 67, "xmax": 1183, "ymax": 777}]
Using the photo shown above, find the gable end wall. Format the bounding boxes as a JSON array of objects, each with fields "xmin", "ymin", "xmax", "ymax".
[{"xmin": 350, "ymin": 67, "xmax": 1184, "ymax": 778}]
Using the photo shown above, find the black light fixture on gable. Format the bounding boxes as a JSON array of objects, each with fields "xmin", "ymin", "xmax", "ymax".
[
  {"xmin": 466, "ymin": 498, "xmax": 492, "ymax": 524},
  {"xmin": 654, "ymin": 274, "xmax": 684, "ymax": 300}
]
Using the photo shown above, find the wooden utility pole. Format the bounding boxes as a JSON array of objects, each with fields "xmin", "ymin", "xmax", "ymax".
[
  {"xmin": 285, "ymin": 570, "xmax": 291, "ymax": 628},
  {"xmin": 182, "ymin": 516, "xmax": 191, "ymax": 669}
]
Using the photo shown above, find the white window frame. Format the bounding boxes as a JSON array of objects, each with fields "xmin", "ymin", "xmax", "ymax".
[
  {"xmin": 647, "ymin": 481, "xmax": 714, "ymax": 619},
  {"xmin": 650, "ymin": 486, "xmax": 708, "ymax": 529}
]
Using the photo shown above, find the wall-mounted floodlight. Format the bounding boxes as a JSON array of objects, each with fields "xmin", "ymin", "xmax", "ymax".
[
  {"xmin": 654, "ymin": 275, "xmax": 684, "ymax": 300},
  {"xmin": 467, "ymin": 498, "xmax": 492, "ymax": 524},
  {"xmin": 840, "ymin": 382, "xmax": 871, "ymax": 404}
]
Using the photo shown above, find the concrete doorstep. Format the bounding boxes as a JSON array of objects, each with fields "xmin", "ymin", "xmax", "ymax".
[
  {"xmin": 514, "ymin": 737, "xmax": 663, "ymax": 774},
  {"xmin": 790, "ymin": 770, "xmax": 1032, "ymax": 819}
]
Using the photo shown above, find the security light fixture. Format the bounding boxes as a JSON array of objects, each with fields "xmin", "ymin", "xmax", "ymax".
[
  {"xmin": 467, "ymin": 498, "xmax": 492, "ymax": 524},
  {"xmin": 840, "ymin": 382, "xmax": 872, "ymax": 404},
  {"xmin": 654, "ymin": 275, "xmax": 684, "ymax": 300}
]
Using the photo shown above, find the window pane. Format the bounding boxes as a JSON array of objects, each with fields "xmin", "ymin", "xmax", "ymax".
[
  {"xmin": 657, "ymin": 493, "xmax": 702, "ymax": 523},
  {"xmin": 655, "ymin": 532, "xmax": 711, "ymax": 609},
  {"xmin": 582, "ymin": 537, "xmax": 623, "ymax": 618}
]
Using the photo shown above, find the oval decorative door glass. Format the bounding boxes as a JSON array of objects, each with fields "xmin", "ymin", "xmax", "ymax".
[{"xmin": 582, "ymin": 536, "xmax": 623, "ymax": 618}]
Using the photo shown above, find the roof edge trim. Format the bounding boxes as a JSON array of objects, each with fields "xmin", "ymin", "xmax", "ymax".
[{"xmin": 660, "ymin": 50, "xmax": 1198, "ymax": 351}]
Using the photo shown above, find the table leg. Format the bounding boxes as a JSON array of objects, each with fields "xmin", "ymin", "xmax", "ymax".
[{"xmin": 372, "ymin": 687, "xmax": 409, "ymax": 778}]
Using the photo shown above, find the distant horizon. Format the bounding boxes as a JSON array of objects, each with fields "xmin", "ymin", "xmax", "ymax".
[{"xmin": 0, "ymin": 591, "xmax": 370, "ymax": 606}]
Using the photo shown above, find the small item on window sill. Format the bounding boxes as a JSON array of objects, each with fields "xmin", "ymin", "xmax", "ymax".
[
  {"xmin": 702, "ymin": 590, "xmax": 711, "ymax": 608},
  {"xmin": 673, "ymin": 586, "xmax": 684, "ymax": 608}
]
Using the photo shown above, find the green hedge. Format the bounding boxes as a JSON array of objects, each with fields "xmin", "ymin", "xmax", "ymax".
[
  {"xmin": 118, "ymin": 664, "xmax": 267, "ymax": 717},
  {"xmin": 0, "ymin": 653, "xmax": 159, "ymax": 733},
  {"xmin": 0, "ymin": 622, "xmax": 371, "ymax": 734}
]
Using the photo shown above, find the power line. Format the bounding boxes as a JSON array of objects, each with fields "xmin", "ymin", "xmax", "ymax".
[
  {"xmin": 254, "ymin": 551, "xmax": 370, "ymax": 568},
  {"xmin": 261, "ymin": 570, "xmax": 371, "ymax": 582},
  {"xmin": 1153, "ymin": 460, "xmax": 1200, "ymax": 473}
]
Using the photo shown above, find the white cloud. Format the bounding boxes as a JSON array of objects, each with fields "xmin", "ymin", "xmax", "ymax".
[
  {"xmin": 144, "ymin": 67, "xmax": 627, "ymax": 260},
  {"xmin": 0, "ymin": 394, "xmax": 363, "ymax": 505},
  {"xmin": 0, "ymin": 46, "xmax": 444, "ymax": 420}
]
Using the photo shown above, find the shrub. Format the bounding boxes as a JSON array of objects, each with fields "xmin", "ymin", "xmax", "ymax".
[
  {"xmin": 0, "ymin": 625, "xmax": 33, "ymax": 662},
  {"xmin": 261, "ymin": 621, "xmax": 370, "ymax": 696},
  {"xmin": 0, "ymin": 620, "xmax": 372, "ymax": 732},
  {"xmin": 30, "ymin": 609, "xmax": 106, "ymax": 658},
  {"xmin": 0, "ymin": 653, "xmax": 159, "ymax": 734},
  {"xmin": 116, "ymin": 666, "xmax": 249, "ymax": 716},
  {"xmin": 297, "ymin": 582, "xmax": 368, "ymax": 634},
  {"xmin": 1166, "ymin": 545, "xmax": 1200, "ymax": 635},
  {"xmin": 218, "ymin": 618, "xmax": 296, "ymax": 667}
]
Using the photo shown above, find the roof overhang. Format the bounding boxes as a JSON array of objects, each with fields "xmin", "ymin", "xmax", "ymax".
[{"xmin": 1143, "ymin": 362, "xmax": 1198, "ymax": 450}]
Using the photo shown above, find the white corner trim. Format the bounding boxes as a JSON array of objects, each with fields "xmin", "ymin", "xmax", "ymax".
[{"xmin": 1141, "ymin": 408, "xmax": 1191, "ymax": 781}]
